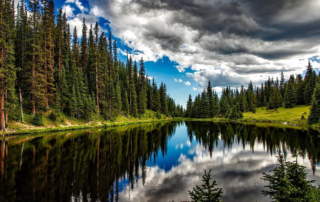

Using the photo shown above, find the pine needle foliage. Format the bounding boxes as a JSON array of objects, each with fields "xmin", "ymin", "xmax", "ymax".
[{"xmin": 188, "ymin": 169, "xmax": 223, "ymax": 202}]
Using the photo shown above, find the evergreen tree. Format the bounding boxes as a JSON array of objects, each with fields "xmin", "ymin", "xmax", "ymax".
[
  {"xmin": 152, "ymin": 78, "xmax": 161, "ymax": 112},
  {"xmin": 284, "ymin": 82, "xmax": 295, "ymax": 108},
  {"xmin": 54, "ymin": 85, "xmax": 61, "ymax": 116},
  {"xmin": 69, "ymin": 85, "xmax": 77, "ymax": 118},
  {"xmin": 262, "ymin": 152, "xmax": 315, "ymax": 202},
  {"xmin": 80, "ymin": 18, "xmax": 88, "ymax": 74},
  {"xmin": 212, "ymin": 94, "xmax": 220, "ymax": 117},
  {"xmin": 188, "ymin": 170, "xmax": 223, "ymax": 202},
  {"xmin": 160, "ymin": 83, "xmax": 168, "ymax": 115},
  {"xmin": 186, "ymin": 94, "xmax": 193, "ymax": 117},
  {"xmin": 27, "ymin": 0, "xmax": 46, "ymax": 115},
  {"xmin": 122, "ymin": 90, "xmax": 129, "ymax": 115},
  {"xmin": 308, "ymin": 84, "xmax": 320, "ymax": 125},
  {"xmin": 138, "ymin": 58, "xmax": 147, "ymax": 114},
  {"xmin": 304, "ymin": 62, "xmax": 316, "ymax": 105},
  {"xmin": 280, "ymin": 71, "xmax": 285, "ymax": 98},
  {"xmin": 0, "ymin": 0, "xmax": 16, "ymax": 129},
  {"xmin": 42, "ymin": 0, "xmax": 55, "ymax": 109}
]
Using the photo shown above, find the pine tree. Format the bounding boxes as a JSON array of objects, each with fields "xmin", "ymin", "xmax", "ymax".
[
  {"xmin": 54, "ymin": 85, "xmax": 61, "ymax": 116},
  {"xmin": 80, "ymin": 18, "xmax": 88, "ymax": 74},
  {"xmin": 186, "ymin": 94, "xmax": 193, "ymax": 117},
  {"xmin": 0, "ymin": 0, "xmax": 16, "ymax": 129},
  {"xmin": 296, "ymin": 74, "xmax": 305, "ymax": 105},
  {"xmin": 122, "ymin": 90, "xmax": 129, "ymax": 115},
  {"xmin": 60, "ymin": 65, "xmax": 69, "ymax": 112},
  {"xmin": 304, "ymin": 62, "xmax": 316, "ymax": 105},
  {"xmin": 160, "ymin": 83, "xmax": 168, "ymax": 115},
  {"xmin": 188, "ymin": 170, "xmax": 223, "ymax": 202},
  {"xmin": 153, "ymin": 78, "xmax": 161, "ymax": 112},
  {"xmin": 207, "ymin": 81, "xmax": 213, "ymax": 117},
  {"xmin": 42, "ymin": 0, "xmax": 55, "ymax": 109},
  {"xmin": 69, "ymin": 85, "xmax": 77, "ymax": 118},
  {"xmin": 308, "ymin": 84, "xmax": 320, "ymax": 125},
  {"xmin": 212, "ymin": 94, "xmax": 220, "ymax": 117},
  {"xmin": 138, "ymin": 57, "xmax": 147, "ymax": 114},
  {"xmin": 55, "ymin": 9, "xmax": 63, "ymax": 82},
  {"xmin": 280, "ymin": 71, "xmax": 285, "ymax": 98},
  {"xmin": 27, "ymin": 0, "xmax": 46, "ymax": 115},
  {"xmin": 262, "ymin": 152, "xmax": 315, "ymax": 202},
  {"xmin": 284, "ymin": 82, "xmax": 295, "ymax": 108}
]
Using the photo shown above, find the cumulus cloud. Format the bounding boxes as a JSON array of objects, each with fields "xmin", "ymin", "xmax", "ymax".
[
  {"xmin": 62, "ymin": 5, "xmax": 75, "ymax": 18},
  {"xmin": 83, "ymin": 0, "xmax": 320, "ymax": 90},
  {"xmin": 65, "ymin": 0, "xmax": 87, "ymax": 12},
  {"xmin": 192, "ymin": 87, "xmax": 198, "ymax": 91},
  {"xmin": 184, "ymin": 81, "xmax": 191, "ymax": 85},
  {"xmin": 174, "ymin": 78, "xmax": 183, "ymax": 82}
]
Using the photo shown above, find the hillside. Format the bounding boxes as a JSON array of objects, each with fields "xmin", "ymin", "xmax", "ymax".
[{"xmin": 242, "ymin": 105, "xmax": 310, "ymax": 126}]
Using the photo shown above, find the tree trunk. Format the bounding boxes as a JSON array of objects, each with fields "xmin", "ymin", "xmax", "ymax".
[
  {"xmin": 44, "ymin": 37, "xmax": 48, "ymax": 109},
  {"xmin": 96, "ymin": 62, "xmax": 99, "ymax": 114},
  {"xmin": 0, "ymin": 45, "xmax": 4, "ymax": 130},
  {"xmin": 19, "ymin": 88, "xmax": 24, "ymax": 123},
  {"xmin": 32, "ymin": 45, "xmax": 36, "ymax": 115},
  {"xmin": 0, "ymin": 79, "xmax": 4, "ymax": 130}
]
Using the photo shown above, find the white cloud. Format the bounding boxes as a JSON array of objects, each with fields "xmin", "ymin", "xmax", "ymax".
[
  {"xmin": 65, "ymin": 0, "xmax": 87, "ymax": 12},
  {"xmin": 192, "ymin": 87, "xmax": 198, "ymax": 91},
  {"xmin": 82, "ymin": 0, "xmax": 320, "ymax": 91},
  {"xmin": 174, "ymin": 78, "xmax": 183, "ymax": 83},
  {"xmin": 184, "ymin": 81, "xmax": 191, "ymax": 85},
  {"xmin": 62, "ymin": 5, "xmax": 75, "ymax": 18}
]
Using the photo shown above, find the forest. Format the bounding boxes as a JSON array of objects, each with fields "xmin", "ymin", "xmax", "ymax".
[
  {"xmin": 185, "ymin": 61, "xmax": 320, "ymax": 124},
  {"xmin": 0, "ymin": 0, "xmax": 185, "ymax": 131}
]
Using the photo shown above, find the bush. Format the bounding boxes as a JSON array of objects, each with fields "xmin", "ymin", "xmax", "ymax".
[
  {"xmin": 301, "ymin": 115, "xmax": 305, "ymax": 120},
  {"xmin": 31, "ymin": 113, "xmax": 44, "ymax": 126},
  {"xmin": 188, "ymin": 169, "xmax": 223, "ymax": 202},
  {"xmin": 156, "ymin": 112, "xmax": 162, "ymax": 119},
  {"xmin": 252, "ymin": 107, "xmax": 256, "ymax": 114},
  {"xmin": 48, "ymin": 112, "xmax": 57, "ymax": 121}
]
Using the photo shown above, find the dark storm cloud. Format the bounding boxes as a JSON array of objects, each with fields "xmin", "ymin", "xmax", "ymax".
[
  {"xmin": 121, "ymin": 0, "xmax": 320, "ymax": 57},
  {"xmin": 86, "ymin": 0, "xmax": 320, "ymax": 90}
]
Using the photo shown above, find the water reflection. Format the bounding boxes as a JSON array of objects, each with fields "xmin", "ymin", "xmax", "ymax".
[{"xmin": 0, "ymin": 121, "xmax": 320, "ymax": 202}]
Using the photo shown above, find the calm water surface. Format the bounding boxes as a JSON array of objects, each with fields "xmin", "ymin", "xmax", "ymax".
[{"xmin": 1, "ymin": 121, "xmax": 320, "ymax": 202}]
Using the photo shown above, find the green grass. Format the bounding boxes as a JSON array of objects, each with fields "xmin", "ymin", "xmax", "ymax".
[
  {"xmin": 180, "ymin": 105, "xmax": 312, "ymax": 130},
  {"xmin": 243, "ymin": 105, "xmax": 309, "ymax": 126},
  {"xmin": 1, "ymin": 109, "xmax": 176, "ymax": 136}
]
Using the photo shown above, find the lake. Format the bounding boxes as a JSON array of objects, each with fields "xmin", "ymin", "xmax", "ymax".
[{"xmin": 1, "ymin": 121, "xmax": 320, "ymax": 202}]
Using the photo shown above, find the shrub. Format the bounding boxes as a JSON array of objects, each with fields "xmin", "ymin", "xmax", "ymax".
[
  {"xmin": 156, "ymin": 112, "xmax": 162, "ymax": 119},
  {"xmin": 188, "ymin": 169, "xmax": 223, "ymax": 202},
  {"xmin": 48, "ymin": 112, "xmax": 57, "ymax": 121},
  {"xmin": 31, "ymin": 113, "xmax": 44, "ymax": 126}
]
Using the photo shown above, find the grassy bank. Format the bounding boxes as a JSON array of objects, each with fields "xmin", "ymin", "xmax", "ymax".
[
  {"xmin": 242, "ymin": 105, "xmax": 309, "ymax": 126},
  {"xmin": 1, "ymin": 105, "xmax": 314, "ymax": 136},
  {"xmin": 1, "ymin": 109, "xmax": 175, "ymax": 136},
  {"xmin": 180, "ymin": 105, "xmax": 311, "ymax": 130}
]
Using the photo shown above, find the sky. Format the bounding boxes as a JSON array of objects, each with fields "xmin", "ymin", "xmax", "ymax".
[{"xmin": 33, "ymin": 0, "xmax": 320, "ymax": 107}]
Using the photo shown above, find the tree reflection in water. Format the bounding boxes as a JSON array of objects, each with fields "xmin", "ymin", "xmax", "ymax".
[{"xmin": 0, "ymin": 121, "xmax": 319, "ymax": 202}]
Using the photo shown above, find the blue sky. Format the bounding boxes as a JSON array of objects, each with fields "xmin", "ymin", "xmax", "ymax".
[{"xmin": 45, "ymin": 0, "xmax": 320, "ymax": 107}]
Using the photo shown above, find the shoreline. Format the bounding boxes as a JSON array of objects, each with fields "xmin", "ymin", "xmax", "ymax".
[
  {"xmin": 0, "ymin": 118, "xmax": 177, "ymax": 137},
  {"xmin": 1, "ymin": 117, "xmax": 314, "ymax": 137}
]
